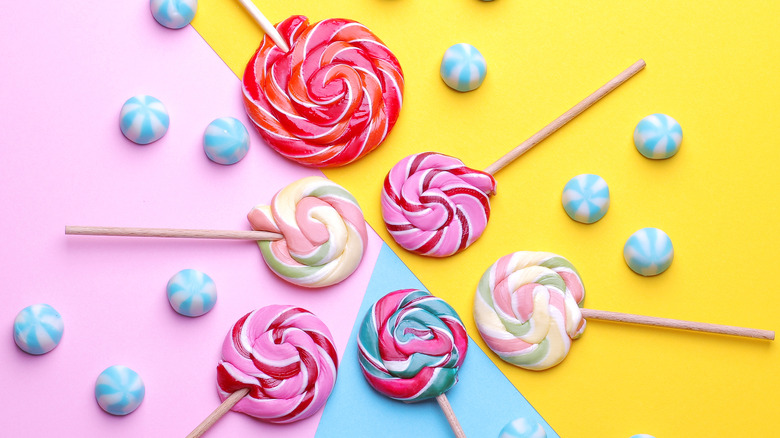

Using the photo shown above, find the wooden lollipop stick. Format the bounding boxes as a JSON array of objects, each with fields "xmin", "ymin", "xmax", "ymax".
[
  {"xmin": 435, "ymin": 393, "xmax": 467, "ymax": 438},
  {"xmin": 65, "ymin": 226, "xmax": 282, "ymax": 241},
  {"xmin": 483, "ymin": 59, "xmax": 646, "ymax": 175},
  {"xmin": 235, "ymin": 0, "xmax": 290, "ymax": 52},
  {"xmin": 581, "ymin": 308, "xmax": 775, "ymax": 340},
  {"xmin": 187, "ymin": 388, "xmax": 250, "ymax": 438}
]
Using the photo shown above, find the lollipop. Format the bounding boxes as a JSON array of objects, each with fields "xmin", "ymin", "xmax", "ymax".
[
  {"xmin": 187, "ymin": 306, "xmax": 338, "ymax": 437},
  {"xmin": 66, "ymin": 176, "xmax": 367, "ymax": 288},
  {"xmin": 474, "ymin": 251, "xmax": 774, "ymax": 371},
  {"xmin": 236, "ymin": 1, "xmax": 404, "ymax": 167},
  {"xmin": 358, "ymin": 289, "xmax": 469, "ymax": 437},
  {"xmin": 382, "ymin": 60, "xmax": 645, "ymax": 257}
]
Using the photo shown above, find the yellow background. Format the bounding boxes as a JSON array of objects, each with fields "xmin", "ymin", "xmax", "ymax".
[{"xmin": 193, "ymin": 1, "xmax": 779, "ymax": 436}]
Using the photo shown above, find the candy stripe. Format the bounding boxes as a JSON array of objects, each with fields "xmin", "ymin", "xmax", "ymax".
[
  {"xmin": 358, "ymin": 289, "xmax": 468, "ymax": 402},
  {"xmin": 242, "ymin": 15, "xmax": 403, "ymax": 167},
  {"xmin": 561, "ymin": 174, "xmax": 610, "ymax": 224},
  {"xmin": 247, "ymin": 176, "xmax": 367, "ymax": 288},
  {"xmin": 150, "ymin": 0, "xmax": 196, "ymax": 29},
  {"xmin": 381, "ymin": 152, "xmax": 496, "ymax": 257},
  {"xmin": 13, "ymin": 303, "xmax": 65, "ymax": 355},
  {"xmin": 633, "ymin": 114, "xmax": 683, "ymax": 159},
  {"xmin": 203, "ymin": 117, "xmax": 250, "ymax": 165},
  {"xmin": 95, "ymin": 365, "xmax": 145, "ymax": 416},
  {"xmin": 623, "ymin": 227, "xmax": 674, "ymax": 276},
  {"xmin": 166, "ymin": 269, "xmax": 217, "ymax": 317},
  {"xmin": 217, "ymin": 306, "xmax": 338, "ymax": 423},
  {"xmin": 474, "ymin": 252, "xmax": 586, "ymax": 370},
  {"xmin": 119, "ymin": 95, "xmax": 169, "ymax": 145}
]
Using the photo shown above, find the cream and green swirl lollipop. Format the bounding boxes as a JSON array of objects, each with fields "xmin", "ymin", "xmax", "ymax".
[
  {"xmin": 475, "ymin": 251, "xmax": 774, "ymax": 372},
  {"xmin": 66, "ymin": 176, "xmax": 367, "ymax": 288}
]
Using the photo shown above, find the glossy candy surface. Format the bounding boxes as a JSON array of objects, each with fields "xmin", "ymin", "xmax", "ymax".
[
  {"xmin": 119, "ymin": 95, "xmax": 169, "ymax": 144},
  {"xmin": 358, "ymin": 289, "xmax": 468, "ymax": 402},
  {"xmin": 633, "ymin": 113, "xmax": 682, "ymax": 159},
  {"xmin": 623, "ymin": 228, "xmax": 674, "ymax": 276},
  {"xmin": 13, "ymin": 303, "xmax": 64, "ymax": 355},
  {"xmin": 243, "ymin": 15, "xmax": 404, "ymax": 167},
  {"xmin": 382, "ymin": 152, "xmax": 496, "ymax": 257},
  {"xmin": 474, "ymin": 252, "xmax": 586, "ymax": 371},
  {"xmin": 498, "ymin": 416, "xmax": 547, "ymax": 438},
  {"xmin": 166, "ymin": 269, "xmax": 217, "ymax": 317},
  {"xmin": 561, "ymin": 174, "xmax": 610, "ymax": 224},
  {"xmin": 203, "ymin": 117, "xmax": 250, "ymax": 165},
  {"xmin": 216, "ymin": 306, "xmax": 338, "ymax": 423},
  {"xmin": 248, "ymin": 176, "xmax": 368, "ymax": 287},
  {"xmin": 440, "ymin": 43, "xmax": 487, "ymax": 92},
  {"xmin": 95, "ymin": 365, "xmax": 145, "ymax": 416},
  {"xmin": 150, "ymin": 0, "xmax": 197, "ymax": 29}
]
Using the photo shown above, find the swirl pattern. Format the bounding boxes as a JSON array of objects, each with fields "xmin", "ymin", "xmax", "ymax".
[
  {"xmin": 358, "ymin": 289, "xmax": 468, "ymax": 402},
  {"xmin": 381, "ymin": 152, "xmax": 496, "ymax": 257},
  {"xmin": 248, "ymin": 176, "xmax": 368, "ymax": 288},
  {"xmin": 243, "ymin": 15, "xmax": 404, "ymax": 167},
  {"xmin": 633, "ymin": 113, "xmax": 682, "ymax": 159},
  {"xmin": 217, "ymin": 306, "xmax": 338, "ymax": 423},
  {"xmin": 13, "ymin": 303, "xmax": 64, "ymax": 355},
  {"xmin": 474, "ymin": 252, "xmax": 586, "ymax": 370}
]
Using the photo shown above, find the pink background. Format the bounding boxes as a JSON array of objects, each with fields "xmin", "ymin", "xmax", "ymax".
[{"xmin": 0, "ymin": 1, "xmax": 382, "ymax": 435}]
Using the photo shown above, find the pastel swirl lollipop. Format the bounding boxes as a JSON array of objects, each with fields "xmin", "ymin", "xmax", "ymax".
[
  {"xmin": 216, "ymin": 305, "xmax": 338, "ymax": 424},
  {"xmin": 243, "ymin": 15, "xmax": 404, "ymax": 167},
  {"xmin": 382, "ymin": 60, "xmax": 647, "ymax": 257},
  {"xmin": 381, "ymin": 152, "xmax": 496, "ymax": 257},
  {"xmin": 66, "ymin": 176, "xmax": 368, "ymax": 289},
  {"xmin": 248, "ymin": 176, "xmax": 368, "ymax": 287},
  {"xmin": 475, "ymin": 251, "xmax": 774, "ymax": 372},
  {"xmin": 474, "ymin": 251, "xmax": 586, "ymax": 371}
]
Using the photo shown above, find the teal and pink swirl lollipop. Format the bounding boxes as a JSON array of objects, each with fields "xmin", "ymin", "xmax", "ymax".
[{"xmin": 358, "ymin": 289, "xmax": 469, "ymax": 437}]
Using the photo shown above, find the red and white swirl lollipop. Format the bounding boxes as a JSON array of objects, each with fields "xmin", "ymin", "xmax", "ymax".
[
  {"xmin": 237, "ymin": 1, "xmax": 404, "ymax": 167},
  {"xmin": 187, "ymin": 305, "xmax": 338, "ymax": 436},
  {"xmin": 382, "ymin": 60, "xmax": 645, "ymax": 257}
]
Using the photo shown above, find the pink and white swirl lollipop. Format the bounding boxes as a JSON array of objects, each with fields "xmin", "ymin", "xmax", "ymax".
[
  {"xmin": 188, "ymin": 305, "xmax": 338, "ymax": 436},
  {"xmin": 383, "ymin": 60, "xmax": 646, "ymax": 257},
  {"xmin": 66, "ymin": 176, "xmax": 367, "ymax": 288}
]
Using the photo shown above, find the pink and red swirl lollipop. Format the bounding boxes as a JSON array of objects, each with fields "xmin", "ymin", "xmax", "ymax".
[
  {"xmin": 241, "ymin": 13, "xmax": 404, "ymax": 167},
  {"xmin": 382, "ymin": 60, "xmax": 646, "ymax": 257},
  {"xmin": 188, "ymin": 305, "xmax": 338, "ymax": 436},
  {"xmin": 358, "ymin": 289, "xmax": 469, "ymax": 436}
]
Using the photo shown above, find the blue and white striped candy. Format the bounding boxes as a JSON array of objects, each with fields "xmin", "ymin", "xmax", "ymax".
[
  {"xmin": 623, "ymin": 227, "xmax": 674, "ymax": 276},
  {"xmin": 440, "ymin": 43, "xmax": 487, "ymax": 92},
  {"xmin": 166, "ymin": 269, "xmax": 217, "ymax": 317},
  {"xmin": 203, "ymin": 117, "xmax": 250, "ymax": 165},
  {"xmin": 13, "ymin": 303, "xmax": 64, "ymax": 355},
  {"xmin": 498, "ymin": 417, "xmax": 547, "ymax": 438},
  {"xmin": 119, "ymin": 95, "xmax": 170, "ymax": 145},
  {"xmin": 561, "ymin": 174, "xmax": 610, "ymax": 224},
  {"xmin": 633, "ymin": 113, "xmax": 682, "ymax": 159},
  {"xmin": 95, "ymin": 365, "xmax": 145, "ymax": 415},
  {"xmin": 150, "ymin": 0, "xmax": 197, "ymax": 29}
]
